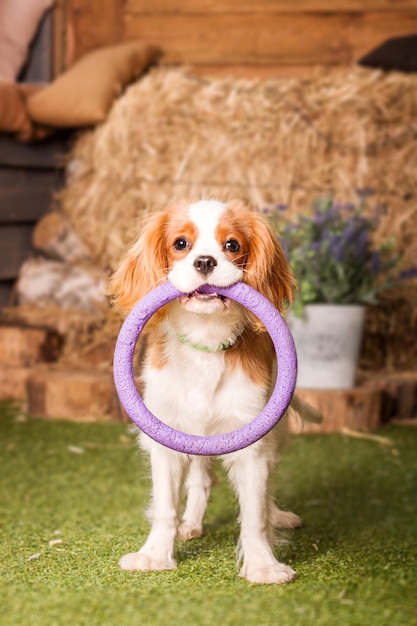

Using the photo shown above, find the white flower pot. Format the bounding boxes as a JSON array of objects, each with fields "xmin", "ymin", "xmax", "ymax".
[{"xmin": 287, "ymin": 304, "xmax": 366, "ymax": 389}]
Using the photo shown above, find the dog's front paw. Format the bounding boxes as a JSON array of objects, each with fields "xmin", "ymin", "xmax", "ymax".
[
  {"xmin": 177, "ymin": 522, "xmax": 204, "ymax": 541},
  {"xmin": 240, "ymin": 561, "xmax": 296, "ymax": 585},
  {"xmin": 119, "ymin": 551, "xmax": 177, "ymax": 572}
]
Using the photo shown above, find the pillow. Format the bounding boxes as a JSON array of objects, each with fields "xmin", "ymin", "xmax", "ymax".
[
  {"xmin": 0, "ymin": 0, "xmax": 53, "ymax": 82},
  {"xmin": 26, "ymin": 42, "xmax": 161, "ymax": 127}
]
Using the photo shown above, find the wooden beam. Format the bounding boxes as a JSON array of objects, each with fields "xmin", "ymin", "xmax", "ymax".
[
  {"xmin": 68, "ymin": 0, "xmax": 125, "ymax": 61},
  {"xmin": 126, "ymin": 1, "xmax": 417, "ymax": 13},
  {"xmin": 0, "ymin": 169, "xmax": 63, "ymax": 223},
  {"xmin": 124, "ymin": 12, "xmax": 417, "ymax": 66},
  {"xmin": 0, "ymin": 282, "xmax": 14, "ymax": 309},
  {"xmin": 362, "ymin": 371, "xmax": 417, "ymax": 420},
  {"xmin": 0, "ymin": 226, "xmax": 33, "ymax": 280},
  {"xmin": 0, "ymin": 366, "xmax": 31, "ymax": 400},
  {"xmin": 0, "ymin": 324, "xmax": 62, "ymax": 367},
  {"xmin": 53, "ymin": 0, "xmax": 71, "ymax": 75},
  {"xmin": 186, "ymin": 64, "xmax": 316, "ymax": 78},
  {"xmin": 291, "ymin": 387, "xmax": 382, "ymax": 433},
  {"xmin": 27, "ymin": 367, "xmax": 120, "ymax": 421},
  {"xmin": 0, "ymin": 134, "xmax": 70, "ymax": 169}
]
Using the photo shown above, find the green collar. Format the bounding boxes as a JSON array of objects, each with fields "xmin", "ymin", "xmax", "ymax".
[{"xmin": 177, "ymin": 334, "xmax": 233, "ymax": 352}]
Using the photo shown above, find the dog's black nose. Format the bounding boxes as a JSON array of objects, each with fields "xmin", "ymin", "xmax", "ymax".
[{"xmin": 194, "ymin": 255, "xmax": 217, "ymax": 276}]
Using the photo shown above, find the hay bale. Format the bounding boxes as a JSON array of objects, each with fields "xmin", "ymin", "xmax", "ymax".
[
  {"xmin": 2, "ymin": 303, "xmax": 121, "ymax": 373},
  {"xmin": 60, "ymin": 66, "xmax": 417, "ymax": 271},
  {"xmin": 57, "ymin": 65, "xmax": 417, "ymax": 370},
  {"xmin": 16, "ymin": 258, "xmax": 108, "ymax": 313},
  {"xmin": 33, "ymin": 211, "xmax": 90, "ymax": 263}
]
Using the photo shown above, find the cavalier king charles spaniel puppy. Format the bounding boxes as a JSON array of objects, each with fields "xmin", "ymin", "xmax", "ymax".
[{"xmin": 110, "ymin": 198, "xmax": 320, "ymax": 584}]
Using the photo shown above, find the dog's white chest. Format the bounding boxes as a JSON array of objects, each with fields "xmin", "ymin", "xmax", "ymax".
[{"xmin": 143, "ymin": 347, "xmax": 266, "ymax": 437}]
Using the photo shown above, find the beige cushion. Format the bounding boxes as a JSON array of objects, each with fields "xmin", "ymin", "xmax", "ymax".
[
  {"xmin": 0, "ymin": 0, "xmax": 53, "ymax": 81},
  {"xmin": 26, "ymin": 42, "xmax": 161, "ymax": 127}
]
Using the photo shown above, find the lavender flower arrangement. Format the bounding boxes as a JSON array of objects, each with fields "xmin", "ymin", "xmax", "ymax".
[{"xmin": 265, "ymin": 195, "xmax": 403, "ymax": 316}]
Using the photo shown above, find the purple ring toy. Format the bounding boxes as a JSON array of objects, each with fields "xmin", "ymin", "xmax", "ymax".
[{"xmin": 113, "ymin": 281, "xmax": 297, "ymax": 456}]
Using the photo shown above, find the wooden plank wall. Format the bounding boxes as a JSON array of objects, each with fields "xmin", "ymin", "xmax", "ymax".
[
  {"xmin": 0, "ymin": 137, "xmax": 67, "ymax": 306},
  {"xmin": 64, "ymin": 0, "xmax": 417, "ymax": 76},
  {"xmin": 0, "ymin": 11, "xmax": 69, "ymax": 308}
]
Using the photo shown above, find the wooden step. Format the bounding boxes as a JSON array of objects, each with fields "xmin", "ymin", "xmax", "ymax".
[
  {"xmin": 0, "ymin": 323, "xmax": 62, "ymax": 367},
  {"xmin": 0, "ymin": 365, "xmax": 31, "ymax": 401},
  {"xmin": 361, "ymin": 371, "xmax": 417, "ymax": 423},
  {"xmin": 26, "ymin": 366, "xmax": 123, "ymax": 422},
  {"xmin": 290, "ymin": 387, "xmax": 382, "ymax": 434}
]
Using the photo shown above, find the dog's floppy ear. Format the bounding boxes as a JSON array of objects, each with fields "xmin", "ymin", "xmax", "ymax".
[
  {"xmin": 109, "ymin": 210, "xmax": 168, "ymax": 314},
  {"xmin": 244, "ymin": 212, "xmax": 295, "ymax": 328}
]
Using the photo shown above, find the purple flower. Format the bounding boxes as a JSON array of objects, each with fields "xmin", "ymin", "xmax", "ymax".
[
  {"xmin": 341, "ymin": 221, "xmax": 359, "ymax": 244},
  {"xmin": 356, "ymin": 188, "xmax": 375, "ymax": 198},
  {"xmin": 371, "ymin": 251, "xmax": 381, "ymax": 275},
  {"xmin": 259, "ymin": 194, "xmax": 402, "ymax": 307},
  {"xmin": 280, "ymin": 238, "xmax": 289, "ymax": 259},
  {"xmin": 329, "ymin": 235, "xmax": 345, "ymax": 262},
  {"xmin": 355, "ymin": 229, "xmax": 369, "ymax": 258},
  {"xmin": 398, "ymin": 267, "xmax": 417, "ymax": 279},
  {"xmin": 312, "ymin": 200, "xmax": 340, "ymax": 224}
]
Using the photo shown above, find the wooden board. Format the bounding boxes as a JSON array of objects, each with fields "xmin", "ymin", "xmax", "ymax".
[
  {"xmin": 0, "ymin": 365, "xmax": 31, "ymax": 400},
  {"xmin": 362, "ymin": 371, "xmax": 417, "ymax": 421},
  {"xmin": 123, "ymin": 12, "xmax": 417, "ymax": 66},
  {"xmin": 68, "ymin": 0, "xmax": 125, "ymax": 61},
  {"xmin": 0, "ymin": 324, "xmax": 63, "ymax": 367},
  {"xmin": 185, "ymin": 64, "xmax": 317, "ymax": 79},
  {"xmin": 126, "ymin": 1, "xmax": 417, "ymax": 12},
  {"xmin": 0, "ymin": 282, "xmax": 14, "ymax": 308},
  {"xmin": 53, "ymin": 0, "xmax": 71, "ymax": 76},
  {"xmin": 290, "ymin": 387, "xmax": 382, "ymax": 433},
  {"xmin": 66, "ymin": 0, "xmax": 417, "ymax": 70},
  {"xmin": 0, "ymin": 169, "xmax": 63, "ymax": 223},
  {"xmin": 0, "ymin": 134, "xmax": 70, "ymax": 169},
  {"xmin": 27, "ymin": 366, "xmax": 122, "ymax": 421},
  {"xmin": 0, "ymin": 226, "xmax": 33, "ymax": 280}
]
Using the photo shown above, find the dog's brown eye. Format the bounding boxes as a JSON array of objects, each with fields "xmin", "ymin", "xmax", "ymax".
[
  {"xmin": 225, "ymin": 239, "xmax": 240, "ymax": 253},
  {"xmin": 173, "ymin": 238, "xmax": 190, "ymax": 251}
]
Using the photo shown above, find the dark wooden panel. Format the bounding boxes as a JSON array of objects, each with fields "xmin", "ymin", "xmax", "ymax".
[
  {"xmin": 0, "ymin": 134, "xmax": 70, "ymax": 169},
  {"xmin": 124, "ymin": 12, "xmax": 417, "ymax": 66},
  {"xmin": 0, "ymin": 226, "xmax": 33, "ymax": 280},
  {"xmin": 0, "ymin": 281, "xmax": 14, "ymax": 308},
  {"xmin": 19, "ymin": 9, "xmax": 54, "ymax": 83},
  {"xmin": 0, "ymin": 168, "xmax": 63, "ymax": 223}
]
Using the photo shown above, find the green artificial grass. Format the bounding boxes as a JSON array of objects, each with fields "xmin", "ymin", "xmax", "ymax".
[{"xmin": 1, "ymin": 400, "xmax": 417, "ymax": 626}]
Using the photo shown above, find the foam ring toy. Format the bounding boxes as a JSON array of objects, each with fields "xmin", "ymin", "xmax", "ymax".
[{"xmin": 113, "ymin": 281, "xmax": 297, "ymax": 456}]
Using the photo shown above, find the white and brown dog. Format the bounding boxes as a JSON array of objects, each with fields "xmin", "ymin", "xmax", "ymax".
[{"xmin": 110, "ymin": 198, "xmax": 320, "ymax": 584}]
